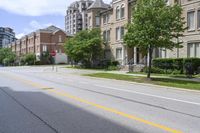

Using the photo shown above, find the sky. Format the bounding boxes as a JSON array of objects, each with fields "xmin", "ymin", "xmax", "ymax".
[{"xmin": 0, "ymin": 0, "xmax": 111, "ymax": 39}]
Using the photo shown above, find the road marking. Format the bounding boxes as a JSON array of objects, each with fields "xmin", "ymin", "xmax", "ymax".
[
  {"xmin": 79, "ymin": 81, "xmax": 89, "ymax": 84},
  {"xmin": 2, "ymin": 72, "xmax": 183, "ymax": 133},
  {"xmin": 94, "ymin": 84, "xmax": 200, "ymax": 106},
  {"xmin": 48, "ymin": 89, "xmax": 182, "ymax": 133}
]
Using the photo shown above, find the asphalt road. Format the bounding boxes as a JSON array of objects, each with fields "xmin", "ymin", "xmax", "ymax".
[{"xmin": 0, "ymin": 66, "xmax": 200, "ymax": 133}]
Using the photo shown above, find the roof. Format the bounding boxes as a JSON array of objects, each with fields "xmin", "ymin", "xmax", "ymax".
[
  {"xmin": 17, "ymin": 25, "xmax": 69, "ymax": 39},
  {"xmin": 35, "ymin": 25, "xmax": 70, "ymax": 36},
  {"xmin": 87, "ymin": 0, "xmax": 109, "ymax": 10},
  {"xmin": 37, "ymin": 25, "xmax": 61, "ymax": 33}
]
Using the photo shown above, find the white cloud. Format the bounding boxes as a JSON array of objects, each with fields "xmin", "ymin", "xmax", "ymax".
[
  {"xmin": 0, "ymin": 0, "xmax": 112, "ymax": 16},
  {"xmin": 16, "ymin": 33, "xmax": 25, "ymax": 39},
  {"xmin": 16, "ymin": 20, "xmax": 55, "ymax": 39}
]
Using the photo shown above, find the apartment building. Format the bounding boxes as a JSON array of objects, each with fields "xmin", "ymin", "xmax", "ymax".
[
  {"xmin": 160, "ymin": 0, "xmax": 200, "ymax": 59},
  {"xmin": 88, "ymin": 0, "xmax": 200, "ymax": 68},
  {"xmin": 87, "ymin": 0, "xmax": 151, "ymax": 68},
  {"xmin": 10, "ymin": 25, "xmax": 70, "ymax": 64},
  {"xmin": 0, "ymin": 27, "xmax": 16, "ymax": 48},
  {"xmin": 65, "ymin": 0, "xmax": 94, "ymax": 35}
]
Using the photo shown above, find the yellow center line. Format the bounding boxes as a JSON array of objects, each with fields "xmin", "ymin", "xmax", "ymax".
[{"xmin": 2, "ymin": 72, "xmax": 183, "ymax": 133}]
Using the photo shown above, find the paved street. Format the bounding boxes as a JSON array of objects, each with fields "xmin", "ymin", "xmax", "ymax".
[{"xmin": 0, "ymin": 66, "xmax": 200, "ymax": 133}]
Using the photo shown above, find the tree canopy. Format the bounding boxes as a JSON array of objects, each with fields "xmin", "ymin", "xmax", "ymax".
[
  {"xmin": 64, "ymin": 28, "xmax": 103, "ymax": 67},
  {"xmin": 124, "ymin": 0, "xmax": 186, "ymax": 78},
  {"xmin": 0, "ymin": 48, "xmax": 16, "ymax": 65}
]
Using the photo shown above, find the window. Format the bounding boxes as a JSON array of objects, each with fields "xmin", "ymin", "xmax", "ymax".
[
  {"xmin": 188, "ymin": 43, "xmax": 200, "ymax": 58},
  {"xmin": 107, "ymin": 30, "xmax": 110, "ymax": 42},
  {"xmin": 116, "ymin": 48, "xmax": 122, "ymax": 59},
  {"xmin": 116, "ymin": 27, "xmax": 120, "ymax": 41},
  {"xmin": 107, "ymin": 14, "xmax": 110, "ymax": 23},
  {"xmin": 103, "ymin": 31, "xmax": 107, "ymax": 42},
  {"xmin": 103, "ymin": 14, "xmax": 110, "ymax": 24},
  {"xmin": 159, "ymin": 48, "xmax": 167, "ymax": 58},
  {"xmin": 59, "ymin": 35, "xmax": 62, "ymax": 42},
  {"xmin": 95, "ymin": 16, "xmax": 100, "ymax": 26},
  {"xmin": 58, "ymin": 49, "xmax": 62, "ymax": 53},
  {"xmin": 195, "ymin": 43, "xmax": 200, "ymax": 57},
  {"xmin": 187, "ymin": 11, "xmax": 195, "ymax": 31},
  {"xmin": 88, "ymin": 17, "xmax": 91, "ymax": 26},
  {"xmin": 42, "ymin": 45, "xmax": 47, "ymax": 52},
  {"xmin": 116, "ymin": 6, "xmax": 120, "ymax": 20},
  {"xmin": 103, "ymin": 30, "xmax": 110, "ymax": 42},
  {"xmin": 120, "ymin": 27, "xmax": 124, "ymax": 39},
  {"xmin": 116, "ymin": 27, "xmax": 124, "ymax": 41},
  {"xmin": 198, "ymin": 10, "xmax": 200, "ymax": 29},
  {"xmin": 103, "ymin": 15, "xmax": 107, "ymax": 24},
  {"xmin": 188, "ymin": 44, "xmax": 195, "ymax": 57},
  {"xmin": 104, "ymin": 50, "xmax": 111, "ymax": 60},
  {"xmin": 121, "ymin": 5, "xmax": 125, "ymax": 18}
]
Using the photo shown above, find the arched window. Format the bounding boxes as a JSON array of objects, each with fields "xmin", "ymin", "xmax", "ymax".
[
  {"xmin": 121, "ymin": 4, "xmax": 125, "ymax": 19},
  {"xmin": 116, "ymin": 6, "xmax": 120, "ymax": 20}
]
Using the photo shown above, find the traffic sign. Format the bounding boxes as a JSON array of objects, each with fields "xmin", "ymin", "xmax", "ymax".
[{"xmin": 50, "ymin": 50, "xmax": 56, "ymax": 56}]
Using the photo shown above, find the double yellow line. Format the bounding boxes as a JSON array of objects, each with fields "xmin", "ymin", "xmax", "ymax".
[{"xmin": 3, "ymin": 72, "xmax": 183, "ymax": 133}]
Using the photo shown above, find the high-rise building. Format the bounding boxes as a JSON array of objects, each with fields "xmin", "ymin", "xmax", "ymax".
[
  {"xmin": 65, "ymin": 0, "xmax": 94, "ymax": 35},
  {"xmin": 0, "ymin": 27, "xmax": 16, "ymax": 48}
]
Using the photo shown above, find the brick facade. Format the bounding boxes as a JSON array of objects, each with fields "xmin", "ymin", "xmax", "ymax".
[{"xmin": 10, "ymin": 25, "xmax": 70, "ymax": 64}]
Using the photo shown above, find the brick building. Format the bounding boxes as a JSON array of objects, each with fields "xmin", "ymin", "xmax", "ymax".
[{"xmin": 10, "ymin": 25, "xmax": 70, "ymax": 64}]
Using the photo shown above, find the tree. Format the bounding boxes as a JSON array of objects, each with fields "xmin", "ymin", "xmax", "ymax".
[
  {"xmin": 0, "ymin": 48, "xmax": 16, "ymax": 65},
  {"xmin": 124, "ymin": 0, "xmax": 186, "ymax": 78},
  {"xmin": 64, "ymin": 28, "xmax": 103, "ymax": 67},
  {"xmin": 23, "ymin": 53, "xmax": 36, "ymax": 65}
]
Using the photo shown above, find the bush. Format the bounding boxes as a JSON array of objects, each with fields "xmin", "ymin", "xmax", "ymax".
[
  {"xmin": 106, "ymin": 65, "xmax": 119, "ymax": 71},
  {"xmin": 153, "ymin": 58, "xmax": 200, "ymax": 75},
  {"xmin": 98, "ymin": 60, "xmax": 119, "ymax": 68},
  {"xmin": 184, "ymin": 58, "xmax": 200, "ymax": 74},
  {"xmin": 143, "ymin": 67, "xmax": 166, "ymax": 74},
  {"xmin": 111, "ymin": 61, "xmax": 120, "ymax": 66},
  {"xmin": 23, "ymin": 53, "xmax": 36, "ymax": 65}
]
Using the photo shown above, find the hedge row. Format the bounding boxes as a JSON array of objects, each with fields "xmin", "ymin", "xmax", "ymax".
[{"xmin": 152, "ymin": 58, "xmax": 200, "ymax": 74}]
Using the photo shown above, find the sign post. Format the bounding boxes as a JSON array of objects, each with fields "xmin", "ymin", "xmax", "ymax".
[{"xmin": 50, "ymin": 50, "xmax": 56, "ymax": 72}]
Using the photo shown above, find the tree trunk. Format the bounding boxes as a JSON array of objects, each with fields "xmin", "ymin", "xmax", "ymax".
[{"xmin": 147, "ymin": 46, "xmax": 153, "ymax": 79}]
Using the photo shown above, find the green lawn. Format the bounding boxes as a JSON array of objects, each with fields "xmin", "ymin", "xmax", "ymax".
[
  {"xmin": 84, "ymin": 73, "xmax": 200, "ymax": 91},
  {"xmin": 127, "ymin": 72, "xmax": 200, "ymax": 78}
]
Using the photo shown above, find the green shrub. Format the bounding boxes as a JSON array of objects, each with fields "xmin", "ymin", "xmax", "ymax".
[
  {"xmin": 106, "ymin": 66, "xmax": 119, "ymax": 71},
  {"xmin": 23, "ymin": 53, "xmax": 36, "ymax": 65},
  {"xmin": 111, "ymin": 61, "xmax": 120, "ymax": 66},
  {"xmin": 143, "ymin": 67, "xmax": 166, "ymax": 74},
  {"xmin": 153, "ymin": 58, "xmax": 200, "ymax": 75},
  {"xmin": 183, "ymin": 58, "xmax": 200, "ymax": 74}
]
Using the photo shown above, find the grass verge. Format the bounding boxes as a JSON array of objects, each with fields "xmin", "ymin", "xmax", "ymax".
[
  {"xmin": 127, "ymin": 72, "xmax": 200, "ymax": 78},
  {"xmin": 84, "ymin": 73, "xmax": 200, "ymax": 91}
]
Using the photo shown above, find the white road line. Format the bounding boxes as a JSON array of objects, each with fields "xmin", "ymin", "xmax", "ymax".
[
  {"xmin": 94, "ymin": 84, "xmax": 200, "ymax": 106},
  {"xmin": 79, "ymin": 81, "xmax": 89, "ymax": 84}
]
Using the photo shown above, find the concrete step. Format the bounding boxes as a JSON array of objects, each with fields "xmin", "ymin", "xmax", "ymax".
[{"xmin": 120, "ymin": 64, "xmax": 145, "ymax": 72}]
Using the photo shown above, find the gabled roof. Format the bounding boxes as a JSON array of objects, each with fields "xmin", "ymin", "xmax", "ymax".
[
  {"xmin": 38, "ymin": 25, "xmax": 61, "ymax": 33},
  {"xmin": 87, "ymin": 0, "xmax": 109, "ymax": 10}
]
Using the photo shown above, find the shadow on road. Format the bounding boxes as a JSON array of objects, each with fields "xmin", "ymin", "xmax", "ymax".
[{"xmin": 0, "ymin": 87, "xmax": 141, "ymax": 133}]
